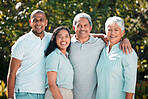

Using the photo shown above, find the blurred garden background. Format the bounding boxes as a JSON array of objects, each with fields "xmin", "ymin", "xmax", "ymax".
[{"xmin": 0, "ymin": 0, "xmax": 148, "ymax": 99}]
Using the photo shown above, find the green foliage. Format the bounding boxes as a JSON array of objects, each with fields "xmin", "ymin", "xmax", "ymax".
[
  {"xmin": 0, "ymin": 80, "xmax": 7, "ymax": 99},
  {"xmin": 136, "ymin": 81, "xmax": 148, "ymax": 99},
  {"xmin": 0, "ymin": 0, "xmax": 148, "ymax": 98}
]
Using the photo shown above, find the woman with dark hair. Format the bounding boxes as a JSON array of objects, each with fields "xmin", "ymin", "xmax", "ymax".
[{"xmin": 44, "ymin": 26, "xmax": 74, "ymax": 99}]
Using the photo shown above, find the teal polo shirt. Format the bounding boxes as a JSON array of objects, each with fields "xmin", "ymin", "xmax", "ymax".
[
  {"xmin": 45, "ymin": 48, "xmax": 74, "ymax": 89},
  {"xmin": 69, "ymin": 35, "xmax": 105, "ymax": 99}
]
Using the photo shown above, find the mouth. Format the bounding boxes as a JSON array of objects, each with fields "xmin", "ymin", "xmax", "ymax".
[
  {"xmin": 60, "ymin": 42, "xmax": 67, "ymax": 45},
  {"xmin": 35, "ymin": 26, "xmax": 42, "ymax": 29},
  {"xmin": 110, "ymin": 36, "xmax": 117, "ymax": 38},
  {"xmin": 80, "ymin": 30, "xmax": 86, "ymax": 34}
]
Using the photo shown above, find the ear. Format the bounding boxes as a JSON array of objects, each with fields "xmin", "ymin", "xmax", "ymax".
[
  {"xmin": 45, "ymin": 19, "xmax": 48, "ymax": 26},
  {"xmin": 89, "ymin": 26, "xmax": 93, "ymax": 32},
  {"xmin": 73, "ymin": 26, "xmax": 75, "ymax": 31},
  {"xmin": 121, "ymin": 30, "xmax": 125, "ymax": 37},
  {"xmin": 29, "ymin": 20, "xmax": 32, "ymax": 27}
]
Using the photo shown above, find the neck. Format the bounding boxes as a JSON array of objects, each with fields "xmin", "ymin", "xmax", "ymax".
[
  {"xmin": 76, "ymin": 35, "xmax": 90, "ymax": 44},
  {"xmin": 59, "ymin": 49, "xmax": 67, "ymax": 56},
  {"xmin": 32, "ymin": 30, "xmax": 45, "ymax": 40},
  {"xmin": 108, "ymin": 42, "xmax": 114, "ymax": 53}
]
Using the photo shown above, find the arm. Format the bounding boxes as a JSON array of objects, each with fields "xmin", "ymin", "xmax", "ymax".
[
  {"xmin": 7, "ymin": 57, "xmax": 21, "ymax": 98},
  {"xmin": 125, "ymin": 92, "xmax": 134, "ymax": 99},
  {"xmin": 90, "ymin": 33, "xmax": 108, "ymax": 46},
  {"xmin": 122, "ymin": 50, "xmax": 137, "ymax": 99},
  {"xmin": 47, "ymin": 71, "xmax": 63, "ymax": 99},
  {"xmin": 120, "ymin": 38, "xmax": 132, "ymax": 54}
]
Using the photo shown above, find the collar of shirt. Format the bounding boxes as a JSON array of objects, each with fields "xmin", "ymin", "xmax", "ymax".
[
  {"xmin": 71, "ymin": 34, "xmax": 95, "ymax": 44},
  {"xmin": 54, "ymin": 48, "xmax": 69, "ymax": 57},
  {"xmin": 29, "ymin": 29, "xmax": 47, "ymax": 40},
  {"xmin": 107, "ymin": 42, "xmax": 121, "ymax": 54}
]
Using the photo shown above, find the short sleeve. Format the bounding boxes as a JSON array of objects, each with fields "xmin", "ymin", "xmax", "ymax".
[
  {"xmin": 11, "ymin": 37, "xmax": 27, "ymax": 60},
  {"xmin": 122, "ymin": 49, "xmax": 137, "ymax": 93},
  {"xmin": 45, "ymin": 52, "xmax": 59, "ymax": 73}
]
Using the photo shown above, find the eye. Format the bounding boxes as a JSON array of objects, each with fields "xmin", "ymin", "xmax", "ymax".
[
  {"xmin": 115, "ymin": 29, "xmax": 119, "ymax": 31},
  {"xmin": 65, "ymin": 34, "xmax": 69, "ymax": 38},
  {"xmin": 40, "ymin": 18, "xmax": 45, "ymax": 22},
  {"xmin": 84, "ymin": 24, "xmax": 88, "ymax": 27},
  {"xmin": 108, "ymin": 29, "xmax": 112, "ymax": 31},
  {"xmin": 57, "ymin": 34, "xmax": 62, "ymax": 38}
]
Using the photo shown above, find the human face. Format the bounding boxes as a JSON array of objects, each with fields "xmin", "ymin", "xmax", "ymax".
[
  {"xmin": 106, "ymin": 23, "xmax": 125, "ymax": 46},
  {"xmin": 29, "ymin": 13, "xmax": 48, "ymax": 35},
  {"xmin": 56, "ymin": 29, "xmax": 71, "ymax": 51},
  {"xmin": 73, "ymin": 18, "xmax": 92, "ymax": 39}
]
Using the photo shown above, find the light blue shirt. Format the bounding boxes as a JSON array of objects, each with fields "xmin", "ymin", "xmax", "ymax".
[
  {"xmin": 69, "ymin": 35, "xmax": 105, "ymax": 99},
  {"xmin": 11, "ymin": 30, "xmax": 51, "ymax": 93},
  {"xmin": 45, "ymin": 48, "xmax": 74, "ymax": 89},
  {"xmin": 96, "ymin": 42, "xmax": 137, "ymax": 99}
]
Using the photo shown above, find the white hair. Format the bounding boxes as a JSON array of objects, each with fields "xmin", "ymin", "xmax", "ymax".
[
  {"xmin": 73, "ymin": 13, "xmax": 92, "ymax": 27},
  {"xmin": 105, "ymin": 16, "xmax": 125, "ymax": 31}
]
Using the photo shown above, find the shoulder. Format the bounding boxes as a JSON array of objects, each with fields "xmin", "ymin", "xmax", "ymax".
[
  {"xmin": 45, "ymin": 50, "xmax": 60, "ymax": 61},
  {"xmin": 45, "ymin": 32, "xmax": 52, "ymax": 38},
  {"xmin": 91, "ymin": 36, "xmax": 105, "ymax": 44},
  {"xmin": 123, "ymin": 49, "xmax": 137, "ymax": 59},
  {"xmin": 121, "ymin": 49, "xmax": 138, "ymax": 66},
  {"xmin": 12, "ymin": 33, "xmax": 31, "ymax": 47}
]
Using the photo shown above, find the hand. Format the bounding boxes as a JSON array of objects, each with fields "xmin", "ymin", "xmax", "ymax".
[
  {"xmin": 119, "ymin": 38, "xmax": 132, "ymax": 54},
  {"xmin": 101, "ymin": 35, "xmax": 108, "ymax": 46}
]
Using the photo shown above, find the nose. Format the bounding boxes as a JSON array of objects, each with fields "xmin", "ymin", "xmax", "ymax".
[
  {"xmin": 80, "ymin": 26, "xmax": 85, "ymax": 30},
  {"xmin": 61, "ymin": 36, "xmax": 66, "ymax": 40},
  {"xmin": 36, "ymin": 20, "xmax": 42, "ymax": 24}
]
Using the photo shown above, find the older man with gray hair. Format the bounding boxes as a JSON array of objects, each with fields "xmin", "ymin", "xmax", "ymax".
[{"xmin": 68, "ymin": 13, "xmax": 132, "ymax": 99}]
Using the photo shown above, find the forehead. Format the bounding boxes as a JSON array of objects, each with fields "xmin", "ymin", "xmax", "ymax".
[
  {"xmin": 31, "ymin": 12, "xmax": 46, "ymax": 19},
  {"xmin": 77, "ymin": 18, "xmax": 90, "ymax": 24},
  {"xmin": 57, "ymin": 29, "xmax": 69, "ymax": 35},
  {"xmin": 107, "ymin": 23, "xmax": 120, "ymax": 29}
]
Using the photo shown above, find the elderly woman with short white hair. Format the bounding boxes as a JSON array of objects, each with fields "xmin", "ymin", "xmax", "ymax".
[{"xmin": 96, "ymin": 16, "xmax": 137, "ymax": 99}]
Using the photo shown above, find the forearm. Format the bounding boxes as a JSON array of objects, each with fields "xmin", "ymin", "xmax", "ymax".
[
  {"xmin": 7, "ymin": 72, "xmax": 16, "ymax": 98},
  {"xmin": 90, "ymin": 33, "xmax": 105, "ymax": 38},
  {"xmin": 49, "ymin": 84, "xmax": 63, "ymax": 99},
  {"xmin": 125, "ymin": 92, "xmax": 134, "ymax": 99}
]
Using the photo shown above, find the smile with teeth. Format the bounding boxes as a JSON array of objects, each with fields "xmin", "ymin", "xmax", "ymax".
[
  {"xmin": 60, "ymin": 42, "xmax": 67, "ymax": 45},
  {"xmin": 35, "ymin": 26, "xmax": 42, "ymax": 29},
  {"xmin": 110, "ymin": 36, "xmax": 117, "ymax": 38},
  {"xmin": 80, "ymin": 31, "xmax": 86, "ymax": 33}
]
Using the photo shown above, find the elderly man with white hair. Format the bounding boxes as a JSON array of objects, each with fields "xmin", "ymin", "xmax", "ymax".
[
  {"xmin": 68, "ymin": 13, "xmax": 132, "ymax": 99},
  {"xmin": 96, "ymin": 16, "xmax": 137, "ymax": 99}
]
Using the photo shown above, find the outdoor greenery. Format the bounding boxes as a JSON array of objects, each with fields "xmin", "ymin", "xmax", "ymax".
[{"xmin": 0, "ymin": 0, "xmax": 148, "ymax": 98}]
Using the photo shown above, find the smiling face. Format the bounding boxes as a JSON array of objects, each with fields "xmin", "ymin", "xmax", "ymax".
[
  {"xmin": 56, "ymin": 29, "xmax": 71, "ymax": 51},
  {"xmin": 106, "ymin": 23, "xmax": 125, "ymax": 46},
  {"xmin": 29, "ymin": 12, "xmax": 48, "ymax": 35},
  {"xmin": 73, "ymin": 18, "xmax": 92, "ymax": 40}
]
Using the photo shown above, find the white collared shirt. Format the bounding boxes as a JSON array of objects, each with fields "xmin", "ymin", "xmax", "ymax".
[{"xmin": 11, "ymin": 30, "xmax": 51, "ymax": 93}]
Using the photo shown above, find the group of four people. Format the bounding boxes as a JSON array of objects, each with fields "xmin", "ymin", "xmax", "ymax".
[{"xmin": 7, "ymin": 10, "xmax": 137, "ymax": 99}]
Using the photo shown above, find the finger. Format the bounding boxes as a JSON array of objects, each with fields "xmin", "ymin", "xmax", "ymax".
[
  {"xmin": 106, "ymin": 42, "xmax": 108, "ymax": 46},
  {"xmin": 125, "ymin": 44, "xmax": 128, "ymax": 55},
  {"xmin": 127, "ymin": 43, "xmax": 132, "ymax": 53},
  {"xmin": 128, "ymin": 46, "xmax": 131, "ymax": 54},
  {"xmin": 122, "ymin": 44, "xmax": 125, "ymax": 53},
  {"xmin": 129, "ymin": 45, "xmax": 133, "ymax": 52},
  {"xmin": 119, "ymin": 43, "xmax": 122, "ymax": 50}
]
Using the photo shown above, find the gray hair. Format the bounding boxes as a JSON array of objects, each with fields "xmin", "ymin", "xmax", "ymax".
[
  {"xmin": 73, "ymin": 13, "xmax": 92, "ymax": 27},
  {"xmin": 105, "ymin": 16, "xmax": 125, "ymax": 31},
  {"xmin": 30, "ymin": 10, "xmax": 46, "ymax": 19}
]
